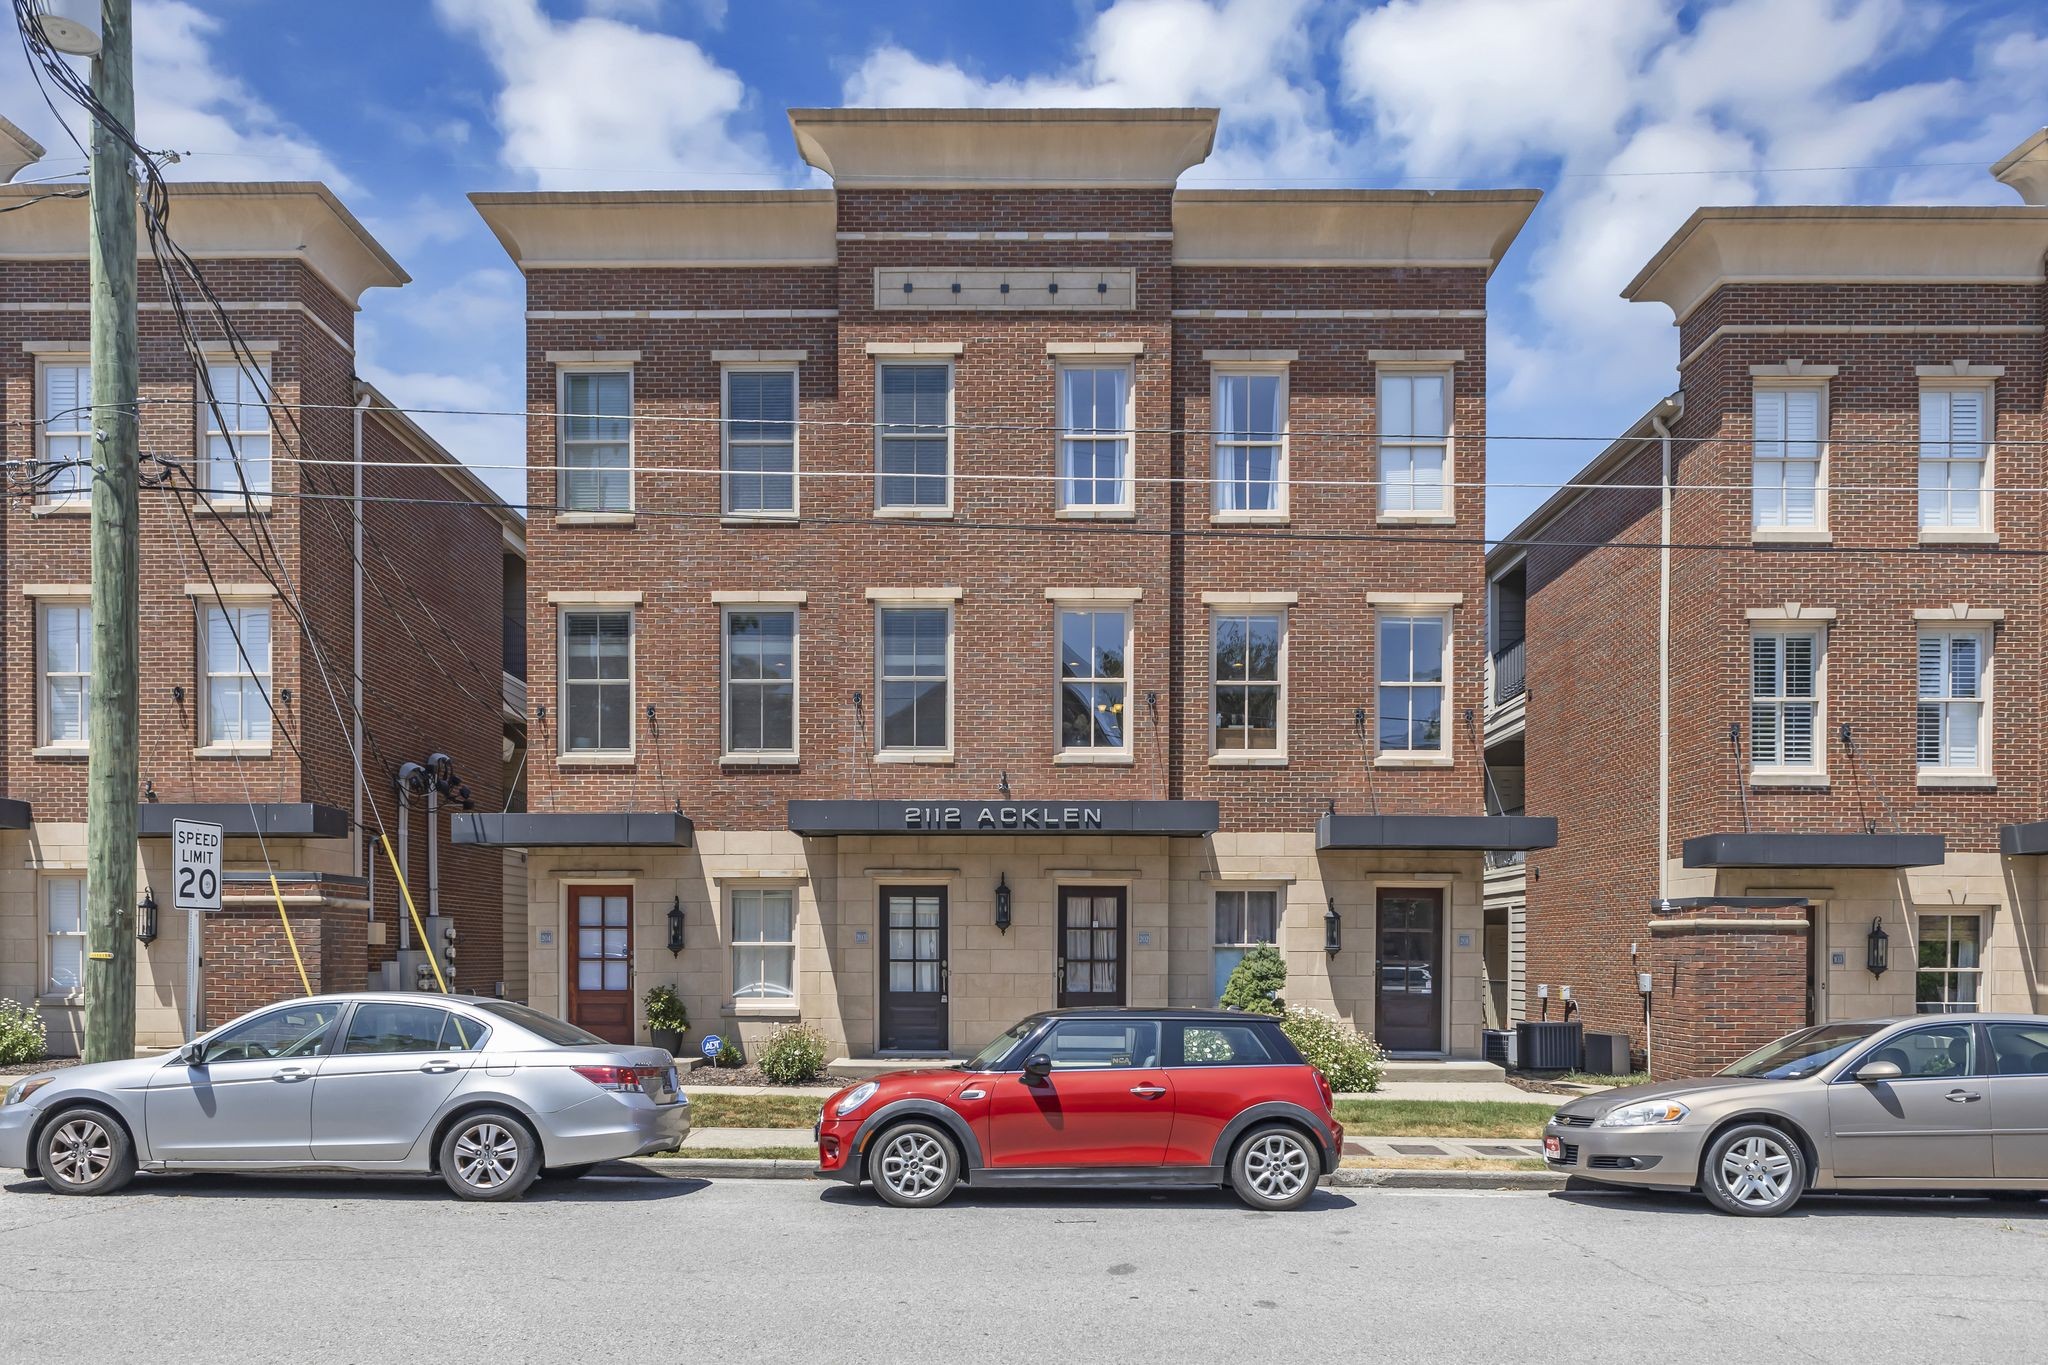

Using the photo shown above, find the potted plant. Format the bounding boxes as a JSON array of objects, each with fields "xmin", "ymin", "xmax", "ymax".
[{"xmin": 643, "ymin": 985, "xmax": 689, "ymax": 1054}]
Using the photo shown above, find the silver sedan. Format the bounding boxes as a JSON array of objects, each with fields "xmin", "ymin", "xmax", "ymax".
[{"xmin": 0, "ymin": 994, "xmax": 689, "ymax": 1201}]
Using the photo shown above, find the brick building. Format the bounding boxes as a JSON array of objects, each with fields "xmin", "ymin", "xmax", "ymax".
[
  {"xmin": 0, "ymin": 171, "xmax": 525, "ymax": 1052},
  {"xmin": 464, "ymin": 107, "xmax": 1554, "ymax": 1060},
  {"xmin": 1507, "ymin": 130, "xmax": 2048, "ymax": 1078}
]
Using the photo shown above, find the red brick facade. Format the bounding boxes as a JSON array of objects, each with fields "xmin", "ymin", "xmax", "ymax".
[{"xmin": 1645, "ymin": 904, "xmax": 1810, "ymax": 1081}]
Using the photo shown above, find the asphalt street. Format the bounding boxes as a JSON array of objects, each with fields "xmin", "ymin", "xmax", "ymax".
[{"xmin": 2, "ymin": 1172, "xmax": 2044, "ymax": 1363}]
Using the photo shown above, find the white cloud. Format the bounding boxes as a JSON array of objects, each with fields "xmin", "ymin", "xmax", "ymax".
[
  {"xmin": 356, "ymin": 316, "xmax": 526, "ymax": 504},
  {"xmin": 435, "ymin": 0, "xmax": 775, "ymax": 189}
]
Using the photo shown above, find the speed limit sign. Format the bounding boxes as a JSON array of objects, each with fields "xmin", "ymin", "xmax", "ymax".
[{"xmin": 171, "ymin": 819, "xmax": 223, "ymax": 912}]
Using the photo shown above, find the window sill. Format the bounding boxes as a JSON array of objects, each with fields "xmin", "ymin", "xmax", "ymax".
[
  {"xmin": 1917, "ymin": 772, "xmax": 1996, "ymax": 789},
  {"xmin": 198, "ymin": 498, "xmax": 274, "ymax": 517},
  {"xmin": 1210, "ymin": 752, "xmax": 1287, "ymax": 768},
  {"xmin": 29, "ymin": 501, "xmax": 91, "ymax": 517},
  {"xmin": 1751, "ymin": 528, "xmax": 1832, "ymax": 544},
  {"xmin": 1053, "ymin": 507, "xmax": 1136, "ymax": 521},
  {"xmin": 875, "ymin": 750, "xmax": 954, "ymax": 765},
  {"xmin": 727, "ymin": 1000, "xmax": 801, "ymax": 1019},
  {"xmin": 1377, "ymin": 512, "xmax": 1455, "ymax": 526},
  {"xmin": 193, "ymin": 745, "xmax": 271, "ymax": 759},
  {"xmin": 1211, "ymin": 510, "xmax": 1289, "ymax": 525},
  {"xmin": 556, "ymin": 751, "xmax": 636, "ymax": 767},
  {"xmin": 1918, "ymin": 528, "xmax": 1999, "ymax": 545},
  {"xmin": 32, "ymin": 745, "xmax": 88, "ymax": 759},
  {"xmin": 554, "ymin": 511, "xmax": 636, "ymax": 526},
  {"xmin": 1749, "ymin": 771, "xmax": 1830, "ymax": 788},
  {"xmin": 1374, "ymin": 753, "xmax": 1453, "ymax": 768},
  {"xmin": 721, "ymin": 514, "xmax": 800, "ymax": 527},
  {"xmin": 874, "ymin": 506, "xmax": 954, "ymax": 520},
  {"xmin": 1053, "ymin": 750, "xmax": 1134, "ymax": 766},
  {"xmin": 720, "ymin": 752, "xmax": 800, "ymax": 767},
  {"xmin": 37, "ymin": 994, "xmax": 83, "ymax": 1010}
]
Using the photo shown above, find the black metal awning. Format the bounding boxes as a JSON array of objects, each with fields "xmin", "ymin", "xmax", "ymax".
[
  {"xmin": 788, "ymin": 800, "xmax": 1219, "ymax": 837},
  {"xmin": 137, "ymin": 802, "xmax": 350, "ymax": 839},
  {"xmin": 0, "ymin": 798, "xmax": 30, "ymax": 831},
  {"xmin": 449, "ymin": 811, "xmax": 693, "ymax": 847},
  {"xmin": 1681, "ymin": 832, "xmax": 1946, "ymax": 869},
  {"xmin": 2001, "ymin": 821, "xmax": 2048, "ymax": 856},
  {"xmin": 1315, "ymin": 813, "xmax": 1559, "ymax": 852}
]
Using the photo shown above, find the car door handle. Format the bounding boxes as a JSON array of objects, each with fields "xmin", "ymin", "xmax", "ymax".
[
  {"xmin": 1945, "ymin": 1089, "xmax": 1983, "ymax": 1102},
  {"xmin": 419, "ymin": 1061, "xmax": 458, "ymax": 1074},
  {"xmin": 271, "ymin": 1067, "xmax": 310, "ymax": 1083},
  {"xmin": 1128, "ymin": 1084, "xmax": 1167, "ymax": 1099}
]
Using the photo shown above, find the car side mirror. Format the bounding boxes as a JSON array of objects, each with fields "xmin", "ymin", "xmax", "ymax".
[
  {"xmin": 1854, "ymin": 1059, "xmax": 1903, "ymax": 1083},
  {"xmin": 1021, "ymin": 1053, "xmax": 1052, "ymax": 1081},
  {"xmin": 177, "ymin": 1041, "xmax": 206, "ymax": 1068}
]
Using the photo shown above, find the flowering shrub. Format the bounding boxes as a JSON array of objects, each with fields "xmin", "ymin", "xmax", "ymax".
[
  {"xmin": 1280, "ymin": 1005, "xmax": 1385, "ymax": 1093},
  {"xmin": 756, "ymin": 1022, "xmax": 828, "ymax": 1084},
  {"xmin": 0, "ymin": 998, "xmax": 47, "ymax": 1067}
]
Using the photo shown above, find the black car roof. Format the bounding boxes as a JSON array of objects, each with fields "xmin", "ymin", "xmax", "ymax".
[{"xmin": 1027, "ymin": 1007, "xmax": 1280, "ymax": 1023}]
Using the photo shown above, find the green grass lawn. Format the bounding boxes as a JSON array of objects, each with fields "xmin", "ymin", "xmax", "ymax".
[
  {"xmin": 1332, "ymin": 1099, "xmax": 1559, "ymax": 1139},
  {"xmin": 686, "ymin": 1093, "xmax": 825, "ymax": 1129},
  {"xmin": 661, "ymin": 1146, "xmax": 817, "ymax": 1162}
]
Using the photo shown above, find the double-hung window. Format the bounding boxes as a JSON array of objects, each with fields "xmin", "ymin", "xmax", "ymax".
[
  {"xmin": 723, "ymin": 366, "xmax": 797, "ymax": 517},
  {"xmin": 1213, "ymin": 889, "xmax": 1279, "ymax": 1003},
  {"xmin": 878, "ymin": 606, "xmax": 950, "ymax": 754},
  {"xmin": 1057, "ymin": 607, "xmax": 1129, "ymax": 755},
  {"xmin": 202, "ymin": 361, "xmax": 273, "ymax": 499},
  {"xmin": 1917, "ymin": 629, "xmax": 1987, "ymax": 774},
  {"xmin": 1213, "ymin": 369, "xmax": 1285, "ymax": 516},
  {"xmin": 38, "ymin": 362, "xmax": 91, "ymax": 505},
  {"xmin": 202, "ymin": 603, "xmax": 272, "ymax": 747},
  {"xmin": 1750, "ymin": 630, "xmax": 1820, "ymax": 773},
  {"xmin": 1919, "ymin": 385, "xmax": 1990, "ymax": 532},
  {"xmin": 39, "ymin": 602, "xmax": 90, "ymax": 749},
  {"xmin": 561, "ymin": 610, "xmax": 632, "ymax": 754},
  {"xmin": 1212, "ymin": 611, "xmax": 1284, "ymax": 756},
  {"xmin": 1058, "ymin": 365, "xmax": 1132, "ymax": 512},
  {"xmin": 559, "ymin": 370, "xmax": 632, "ymax": 513},
  {"xmin": 723, "ymin": 608, "xmax": 797, "ymax": 759},
  {"xmin": 1915, "ymin": 913, "xmax": 1982, "ymax": 1013},
  {"xmin": 1377, "ymin": 613, "xmax": 1447, "ymax": 755},
  {"xmin": 1752, "ymin": 385, "xmax": 1824, "ymax": 531},
  {"xmin": 1378, "ymin": 370, "xmax": 1449, "ymax": 516},
  {"xmin": 877, "ymin": 362, "xmax": 951, "ymax": 512},
  {"xmin": 46, "ymin": 875, "xmax": 86, "ymax": 997},
  {"xmin": 731, "ymin": 887, "xmax": 796, "ymax": 1003}
]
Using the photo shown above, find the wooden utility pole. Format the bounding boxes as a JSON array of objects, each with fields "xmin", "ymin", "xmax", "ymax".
[{"xmin": 84, "ymin": 0, "xmax": 139, "ymax": 1063}]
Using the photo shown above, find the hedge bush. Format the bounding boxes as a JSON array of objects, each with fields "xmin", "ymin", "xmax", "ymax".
[
  {"xmin": 0, "ymin": 998, "xmax": 47, "ymax": 1067},
  {"xmin": 1281, "ymin": 1005, "xmax": 1385, "ymax": 1093},
  {"xmin": 755, "ymin": 1022, "xmax": 828, "ymax": 1084},
  {"xmin": 1218, "ymin": 943, "xmax": 1286, "ymax": 1015}
]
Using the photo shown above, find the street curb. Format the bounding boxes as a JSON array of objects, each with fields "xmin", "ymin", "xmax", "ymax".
[{"xmin": 620, "ymin": 1158, "xmax": 1567, "ymax": 1190}]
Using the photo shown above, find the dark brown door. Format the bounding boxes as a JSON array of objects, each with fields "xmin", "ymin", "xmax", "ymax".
[
  {"xmin": 1059, "ymin": 887, "xmax": 1127, "ymax": 1008},
  {"xmin": 879, "ymin": 886, "xmax": 948, "ymax": 1052},
  {"xmin": 1375, "ymin": 888, "xmax": 1443, "ymax": 1052},
  {"xmin": 569, "ymin": 885, "xmax": 632, "ymax": 1044}
]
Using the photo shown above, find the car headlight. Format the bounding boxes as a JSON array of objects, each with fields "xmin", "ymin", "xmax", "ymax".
[
  {"xmin": 4, "ymin": 1076, "xmax": 53, "ymax": 1107},
  {"xmin": 834, "ymin": 1081, "xmax": 879, "ymax": 1118},
  {"xmin": 1597, "ymin": 1099, "xmax": 1690, "ymax": 1128}
]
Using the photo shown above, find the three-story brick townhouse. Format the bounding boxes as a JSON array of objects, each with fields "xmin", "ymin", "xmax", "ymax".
[
  {"xmin": 1509, "ymin": 129, "xmax": 2048, "ymax": 1079},
  {"xmin": 466, "ymin": 106, "xmax": 1551, "ymax": 1062},
  {"xmin": 0, "ymin": 158, "xmax": 525, "ymax": 1053}
]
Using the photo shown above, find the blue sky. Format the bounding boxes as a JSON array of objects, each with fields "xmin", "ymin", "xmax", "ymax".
[{"xmin": 7, "ymin": 0, "xmax": 2047, "ymax": 532}]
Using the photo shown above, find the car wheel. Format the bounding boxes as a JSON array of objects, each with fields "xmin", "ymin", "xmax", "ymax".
[
  {"xmin": 1230, "ymin": 1124, "xmax": 1319, "ymax": 1211},
  {"xmin": 547, "ymin": 1163, "xmax": 600, "ymax": 1180},
  {"xmin": 439, "ymin": 1112, "xmax": 541, "ymax": 1202},
  {"xmin": 870, "ymin": 1121, "xmax": 959, "ymax": 1208},
  {"xmin": 1701, "ymin": 1123, "xmax": 1807, "ymax": 1217},
  {"xmin": 36, "ymin": 1106, "xmax": 136, "ymax": 1197}
]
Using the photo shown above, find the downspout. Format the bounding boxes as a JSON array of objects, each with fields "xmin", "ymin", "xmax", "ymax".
[
  {"xmin": 427, "ymin": 783, "xmax": 441, "ymax": 926},
  {"xmin": 1648, "ymin": 390, "xmax": 1684, "ymax": 1080},
  {"xmin": 396, "ymin": 791, "xmax": 411, "ymax": 953},
  {"xmin": 352, "ymin": 391, "xmax": 370, "ymax": 884}
]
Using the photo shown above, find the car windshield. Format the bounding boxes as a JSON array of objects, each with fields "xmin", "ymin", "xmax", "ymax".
[
  {"xmin": 1719, "ymin": 1022, "xmax": 1884, "ymax": 1079},
  {"xmin": 965, "ymin": 1017, "xmax": 1043, "ymax": 1071},
  {"xmin": 473, "ymin": 1000, "xmax": 607, "ymax": 1047}
]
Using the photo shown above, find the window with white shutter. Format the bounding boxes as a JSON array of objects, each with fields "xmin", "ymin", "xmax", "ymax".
[
  {"xmin": 1752, "ymin": 385, "xmax": 1824, "ymax": 530},
  {"xmin": 1917, "ymin": 630, "xmax": 1987, "ymax": 772},
  {"xmin": 876, "ymin": 362, "xmax": 951, "ymax": 511},
  {"xmin": 559, "ymin": 369, "xmax": 633, "ymax": 512},
  {"xmin": 723, "ymin": 367, "xmax": 797, "ymax": 516},
  {"xmin": 1919, "ymin": 385, "xmax": 1989, "ymax": 531},
  {"xmin": 38, "ymin": 363, "xmax": 92, "ymax": 505},
  {"xmin": 1750, "ymin": 630, "xmax": 1820, "ymax": 772}
]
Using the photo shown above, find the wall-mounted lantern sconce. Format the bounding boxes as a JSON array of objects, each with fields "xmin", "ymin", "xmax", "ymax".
[
  {"xmin": 1866, "ymin": 916, "xmax": 1889, "ymax": 977},
  {"xmin": 171, "ymin": 685, "xmax": 185, "ymax": 704},
  {"xmin": 667, "ymin": 897, "xmax": 686, "ymax": 956},
  {"xmin": 1324, "ymin": 897, "xmax": 1341, "ymax": 954},
  {"xmin": 136, "ymin": 887, "xmax": 158, "ymax": 946},
  {"xmin": 995, "ymin": 875, "xmax": 1013, "ymax": 935}
]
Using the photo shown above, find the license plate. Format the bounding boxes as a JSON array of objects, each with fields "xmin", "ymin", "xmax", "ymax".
[{"xmin": 1543, "ymin": 1136, "xmax": 1562, "ymax": 1159}]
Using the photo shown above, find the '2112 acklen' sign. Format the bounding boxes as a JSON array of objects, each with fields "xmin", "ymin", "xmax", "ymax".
[{"xmin": 786, "ymin": 800, "xmax": 1221, "ymax": 838}]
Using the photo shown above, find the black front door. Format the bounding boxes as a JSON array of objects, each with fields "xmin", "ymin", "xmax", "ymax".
[
  {"xmin": 1058, "ymin": 887, "xmax": 1127, "ymax": 1008},
  {"xmin": 879, "ymin": 886, "xmax": 947, "ymax": 1052},
  {"xmin": 1375, "ymin": 888, "xmax": 1443, "ymax": 1052}
]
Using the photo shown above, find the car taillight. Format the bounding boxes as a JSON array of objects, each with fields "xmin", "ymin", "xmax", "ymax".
[
  {"xmin": 1313, "ymin": 1069, "xmax": 1334, "ymax": 1112},
  {"xmin": 573, "ymin": 1064, "xmax": 654, "ymax": 1092}
]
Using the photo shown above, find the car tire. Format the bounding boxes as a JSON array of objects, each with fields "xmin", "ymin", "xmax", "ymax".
[
  {"xmin": 1701, "ymin": 1122, "xmax": 1807, "ymax": 1217},
  {"xmin": 1229, "ymin": 1124, "xmax": 1320, "ymax": 1211},
  {"xmin": 547, "ymin": 1163, "xmax": 600, "ymax": 1180},
  {"xmin": 438, "ymin": 1111, "xmax": 542, "ymax": 1202},
  {"xmin": 35, "ymin": 1106, "xmax": 136, "ymax": 1197},
  {"xmin": 869, "ymin": 1121, "xmax": 960, "ymax": 1208}
]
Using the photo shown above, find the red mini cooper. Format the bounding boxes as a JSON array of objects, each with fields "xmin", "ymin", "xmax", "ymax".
[{"xmin": 815, "ymin": 1008, "xmax": 1344, "ymax": 1209}]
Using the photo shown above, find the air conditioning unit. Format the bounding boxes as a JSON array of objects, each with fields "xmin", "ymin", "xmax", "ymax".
[{"xmin": 1583, "ymin": 1031, "xmax": 1633, "ymax": 1075}]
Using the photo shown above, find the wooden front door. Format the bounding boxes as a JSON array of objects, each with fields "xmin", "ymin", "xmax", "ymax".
[
  {"xmin": 569, "ymin": 885, "xmax": 633, "ymax": 1043},
  {"xmin": 879, "ymin": 886, "xmax": 948, "ymax": 1052},
  {"xmin": 1059, "ymin": 886, "xmax": 1127, "ymax": 1008},
  {"xmin": 1375, "ymin": 888, "xmax": 1443, "ymax": 1052}
]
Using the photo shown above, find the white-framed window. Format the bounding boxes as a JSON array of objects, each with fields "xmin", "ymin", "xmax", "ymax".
[
  {"xmin": 1750, "ymin": 629, "xmax": 1821, "ymax": 773},
  {"xmin": 1057, "ymin": 364, "xmax": 1132, "ymax": 512},
  {"xmin": 558, "ymin": 369, "xmax": 632, "ymax": 513},
  {"xmin": 1919, "ymin": 384, "xmax": 1990, "ymax": 531},
  {"xmin": 201, "ymin": 602, "xmax": 272, "ymax": 746},
  {"xmin": 723, "ymin": 607, "xmax": 797, "ymax": 759},
  {"xmin": 201, "ymin": 361, "xmax": 273, "ymax": 498},
  {"xmin": 46, "ymin": 874, "xmax": 85, "ymax": 998},
  {"xmin": 722, "ymin": 365, "xmax": 797, "ymax": 517},
  {"xmin": 1211, "ymin": 610, "xmax": 1284, "ymax": 756},
  {"xmin": 877, "ymin": 605, "xmax": 951, "ymax": 754},
  {"xmin": 1915, "ymin": 913, "xmax": 1982, "ymax": 1013},
  {"xmin": 1377, "ymin": 612, "xmax": 1448, "ymax": 755},
  {"xmin": 877, "ymin": 361, "xmax": 951, "ymax": 512},
  {"xmin": 37, "ymin": 361, "xmax": 91, "ymax": 504},
  {"xmin": 1917, "ymin": 629, "xmax": 1987, "ymax": 773},
  {"xmin": 1057, "ymin": 607, "xmax": 1129, "ymax": 754},
  {"xmin": 39, "ymin": 602, "xmax": 90, "ymax": 749},
  {"xmin": 1752, "ymin": 384, "xmax": 1824, "ymax": 530},
  {"xmin": 560, "ymin": 610, "xmax": 633, "ymax": 754},
  {"xmin": 1378, "ymin": 369, "xmax": 1450, "ymax": 516},
  {"xmin": 1213, "ymin": 888, "xmax": 1279, "ymax": 1003},
  {"xmin": 1213, "ymin": 368, "xmax": 1286, "ymax": 516},
  {"xmin": 731, "ymin": 886, "xmax": 796, "ymax": 1002}
]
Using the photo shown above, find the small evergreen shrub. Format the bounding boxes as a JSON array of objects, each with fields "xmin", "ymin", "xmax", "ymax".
[
  {"xmin": 1219, "ymin": 943, "xmax": 1287, "ymax": 1015},
  {"xmin": 714, "ymin": 1039, "xmax": 745, "ymax": 1069},
  {"xmin": 0, "ymin": 999, "xmax": 47, "ymax": 1067},
  {"xmin": 755, "ymin": 1023, "xmax": 827, "ymax": 1084},
  {"xmin": 1281, "ymin": 1005, "xmax": 1385, "ymax": 1093},
  {"xmin": 642, "ymin": 985, "xmax": 690, "ymax": 1039}
]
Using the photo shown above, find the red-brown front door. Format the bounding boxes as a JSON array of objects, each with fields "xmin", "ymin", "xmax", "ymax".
[{"xmin": 569, "ymin": 885, "xmax": 632, "ymax": 1043}]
